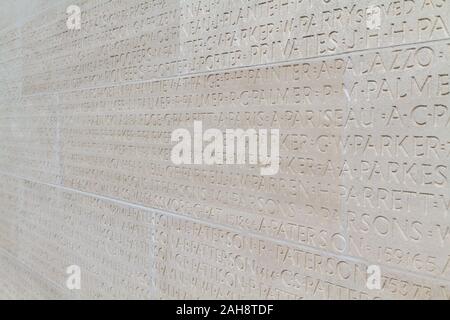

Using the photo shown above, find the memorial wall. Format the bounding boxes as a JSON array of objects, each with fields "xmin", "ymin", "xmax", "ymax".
[{"xmin": 0, "ymin": 0, "xmax": 450, "ymax": 299}]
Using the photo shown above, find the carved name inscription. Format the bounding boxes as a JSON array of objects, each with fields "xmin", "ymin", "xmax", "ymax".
[{"xmin": 0, "ymin": 0, "xmax": 449, "ymax": 299}]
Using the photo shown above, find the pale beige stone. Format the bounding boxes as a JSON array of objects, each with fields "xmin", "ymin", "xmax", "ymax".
[{"xmin": 0, "ymin": 0, "xmax": 450, "ymax": 299}]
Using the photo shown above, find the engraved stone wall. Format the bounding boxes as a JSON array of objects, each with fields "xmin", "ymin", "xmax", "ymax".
[{"xmin": 0, "ymin": 0, "xmax": 450, "ymax": 299}]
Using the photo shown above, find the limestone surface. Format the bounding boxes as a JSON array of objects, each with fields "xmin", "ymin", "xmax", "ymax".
[{"xmin": 0, "ymin": 0, "xmax": 449, "ymax": 299}]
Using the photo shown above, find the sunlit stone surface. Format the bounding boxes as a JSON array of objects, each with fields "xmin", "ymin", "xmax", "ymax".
[{"xmin": 0, "ymin": 0, "xmax": 450, "ymax": 299}]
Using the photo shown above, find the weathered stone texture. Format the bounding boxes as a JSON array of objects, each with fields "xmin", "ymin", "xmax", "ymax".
[{"xmin": 0, "ymin": 0, "xmax": 450, "ymax": 299}]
